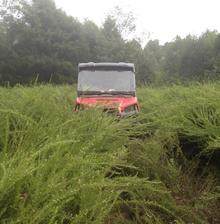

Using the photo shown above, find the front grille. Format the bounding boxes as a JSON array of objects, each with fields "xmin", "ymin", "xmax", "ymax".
[{"xmin": 103, "ymin": 107, "xmax": 119, "ymax": 114}]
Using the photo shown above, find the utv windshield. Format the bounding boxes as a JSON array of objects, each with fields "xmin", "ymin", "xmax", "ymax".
[{"xmin": 77, "ymin": 70, "xmax": 136, "ymax": 95}]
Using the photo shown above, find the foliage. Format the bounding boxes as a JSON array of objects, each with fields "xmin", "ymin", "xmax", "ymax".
[
  {"xmin": 0, "ymin": 83, "xmax": 219, "ymax": 223},
  {"xmin": 0, "ymin": 0, "xmax": 220, "ymax": 85}
]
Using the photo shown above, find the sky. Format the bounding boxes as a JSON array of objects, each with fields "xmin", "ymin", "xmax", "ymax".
[{"xmin": 55, "ymin": 0, "xmax": 220, "ymax": 44}]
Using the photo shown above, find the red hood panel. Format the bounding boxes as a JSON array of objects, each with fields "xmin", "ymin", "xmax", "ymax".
[{"xmin": 76, "ymin": 96, "xmax": 138, "ymax": 110}]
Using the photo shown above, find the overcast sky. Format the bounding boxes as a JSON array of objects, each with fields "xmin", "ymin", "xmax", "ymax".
[{"xmin": 55, "ymin": 0, "xmax": 220, "ymax": 44}]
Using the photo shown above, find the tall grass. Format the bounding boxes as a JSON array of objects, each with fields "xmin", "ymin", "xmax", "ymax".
[{"xmin": 0, "ymin": 83, "xmax": 219, "ymax": 223}]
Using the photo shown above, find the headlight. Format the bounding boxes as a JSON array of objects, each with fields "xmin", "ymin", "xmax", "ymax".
[
  {"xmin": 75, "ymin": 104, "xmax": 86, "ymax": 111},
  {"xmin": 124, "ymin": 105, "xmax": 137, "ymax": 113}
]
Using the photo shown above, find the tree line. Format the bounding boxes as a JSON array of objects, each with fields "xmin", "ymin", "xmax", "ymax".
[{"xmin": 0, "ymin": 0, "xmax": 220, "ymax": 85}]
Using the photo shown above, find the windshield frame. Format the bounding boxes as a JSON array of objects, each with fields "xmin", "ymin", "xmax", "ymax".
[{"xmin": 77, "ymin": 69, "xmax": 136, "ymax": 96}]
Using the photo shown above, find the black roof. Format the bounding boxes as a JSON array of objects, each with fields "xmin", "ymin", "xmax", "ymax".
[{"xmin": 78, "ymin": 62, "xmax": 135, "ymax": 72}]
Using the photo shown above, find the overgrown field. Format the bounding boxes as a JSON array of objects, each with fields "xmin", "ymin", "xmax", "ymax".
[{"xmin": 0, "ymin": 83, "xmax": 219, "ymax": 224}]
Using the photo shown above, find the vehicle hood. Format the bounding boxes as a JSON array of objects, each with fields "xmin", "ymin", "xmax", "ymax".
[{"xmin": 76, "ymin": 96, "xmax": 138, "ymax": 111}]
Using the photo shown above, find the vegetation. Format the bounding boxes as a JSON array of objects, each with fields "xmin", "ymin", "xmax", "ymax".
[
  {"xmin": 0, "ymin": 83, "xmax": 219, "ymax": 223},
  {"xmin": 0, "ymin": 0, "xmax": 220, "ymax": 85},
  {"xmin": 0, "ymin": 1, "xmax": 219, "ymax": 223}
]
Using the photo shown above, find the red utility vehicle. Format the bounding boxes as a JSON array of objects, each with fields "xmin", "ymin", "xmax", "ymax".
[{"xmin": 75, "ymin": 62, "xmax": 139, "ymax": 116}]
